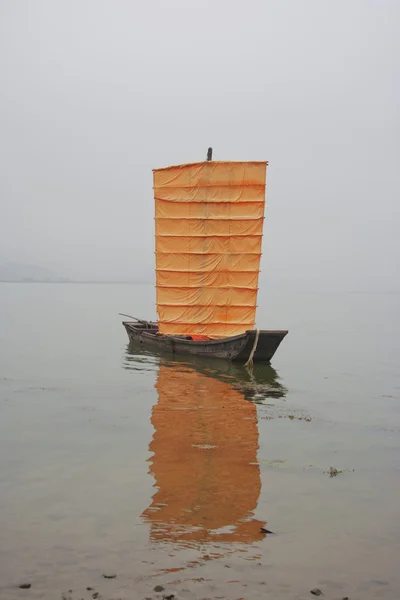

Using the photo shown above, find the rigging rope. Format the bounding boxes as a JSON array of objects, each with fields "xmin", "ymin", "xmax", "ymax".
[{"xmin": 244, "ymin": 329, "xmax": 260, "ymax": 368}]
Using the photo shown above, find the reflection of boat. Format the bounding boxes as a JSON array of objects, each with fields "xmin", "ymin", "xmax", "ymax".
[
  {"xmin": 124, "ymin": 343, "xmax": 287, "ymax": 403},
  {"xmin": 123, "ymin": 348, "xmax": 287, "ymax": 547},
  {"xmin": 122, "ymin": 152, "xmax": 288, "ymax": 362}
]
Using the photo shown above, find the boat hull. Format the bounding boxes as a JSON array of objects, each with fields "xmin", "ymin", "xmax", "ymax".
[{"xmin": 122, "ymin": 321, "xmax": 288, "ymax": 363}]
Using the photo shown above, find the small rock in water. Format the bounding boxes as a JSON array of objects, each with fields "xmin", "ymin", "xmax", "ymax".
[
  {"xmin": 103, "ymin": 573, "xmax": 117, "ymax": 579},
  {"xmin": 92, "ymin": 593, "xmax": 100, "ymax": 599},
  {"xmin": 86, "ymin": 588, "xmax": 94, "ymax": 591},
  {"xmin": 260, "ymin": 527, "xmax": 274, "ymax": 534},
  {"xmin": 310, "ymin": 589, "xmax": 324, "ymax": 596},
  {"xmin": 19, "ymin": 584, "xmax": 32, "ymax": 590},
  {"xmin": 154, "ymin": 586, "xmax": 165, "ymax": 592}
]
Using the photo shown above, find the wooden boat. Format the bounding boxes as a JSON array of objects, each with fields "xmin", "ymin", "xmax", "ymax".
[
  {"xmin": 122, "ymin": 149, "xmax": 288, "ymax": 363},
  {"xmin": 123, "ymin": 320, "xmax": 287, "ymax": 363},
  {"xmin": 123, "ymin": 321, "xmax": 288, "ymax": 363}
]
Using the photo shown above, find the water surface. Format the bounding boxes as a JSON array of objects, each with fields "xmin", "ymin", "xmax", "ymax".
[{"xmin": 0, "ymin": 283, "xmax": 399, "ymax": 599}]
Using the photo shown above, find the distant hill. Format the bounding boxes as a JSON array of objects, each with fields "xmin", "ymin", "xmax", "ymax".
[{"xmin": 0, "ymin": 263, "xmax": 69, "ymax": 282}]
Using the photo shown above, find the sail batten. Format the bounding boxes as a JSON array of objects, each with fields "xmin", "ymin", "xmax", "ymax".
[{"xmin": 154, "ymin": 160, "xmax": 266, "ymax": 338}]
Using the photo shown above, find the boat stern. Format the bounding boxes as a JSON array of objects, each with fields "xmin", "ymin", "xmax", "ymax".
[{"xmin": 234, "ymin": 330, "xmax": 288, "ymax": 363}]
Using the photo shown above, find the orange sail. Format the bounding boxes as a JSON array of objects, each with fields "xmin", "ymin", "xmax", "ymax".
[{"xmin": 154, "ymin": 160, "xmax": 267, "ymax": 338}]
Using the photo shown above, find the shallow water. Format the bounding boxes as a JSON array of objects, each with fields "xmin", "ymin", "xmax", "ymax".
[{"xmin": 0, "ymin": 283, "xmax": 399, "ymax": 599}]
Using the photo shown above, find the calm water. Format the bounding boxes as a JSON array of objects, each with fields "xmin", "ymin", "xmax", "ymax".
[{"xmin": 0, "ymin": 283, "xmax": 399, "ymax": 600}]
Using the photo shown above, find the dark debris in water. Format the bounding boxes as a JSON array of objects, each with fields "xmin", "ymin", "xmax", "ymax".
[
  {"xmin": 329, "ymin": 467, "xmax": 341, "ymax": 477},
  {"xmin": 260, "ymin": 527, "xmax": 275, "ymax": 534},
  {"xmin": 325, "ymin": 466, "xmax": 355, "ymax": 477},
  {"xmin": 262, "ymin": 412, "xmax": 312, "ymax": 422},
  {"xmin": 287, "ymin": 414, "xmax": 312, "ymax": 421}
]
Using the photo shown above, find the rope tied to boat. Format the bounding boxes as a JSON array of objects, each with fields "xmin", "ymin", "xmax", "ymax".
[{"xmin": 244, "ymin": 329, "xmax": 260, "ymax": 369}]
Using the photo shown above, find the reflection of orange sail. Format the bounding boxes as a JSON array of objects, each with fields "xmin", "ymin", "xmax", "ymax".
[{"xmin": 141, "ymin": 365, "xmax": 265, "ymax": 544}]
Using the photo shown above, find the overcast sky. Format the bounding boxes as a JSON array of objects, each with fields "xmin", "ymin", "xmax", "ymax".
[{"xmin": 1, "ymin": 0, "xmax": 399, "ymax": 290}]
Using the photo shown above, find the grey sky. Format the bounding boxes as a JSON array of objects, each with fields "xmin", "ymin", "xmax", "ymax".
[{"xmin": 1, "ymin": 0, "xmax": 399, "ymax": 289}]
